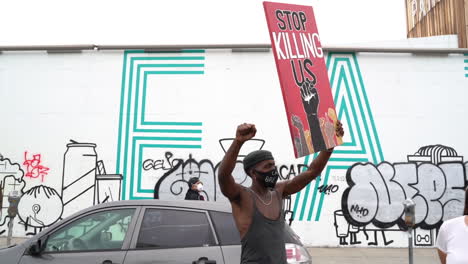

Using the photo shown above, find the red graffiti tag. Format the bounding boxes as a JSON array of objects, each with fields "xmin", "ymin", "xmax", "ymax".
[{"xmin": 23, "ymin": 151, "xmax": 49, "ymax": 182}]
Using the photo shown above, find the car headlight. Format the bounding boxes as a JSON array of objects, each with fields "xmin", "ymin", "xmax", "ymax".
[{"xmin": 285, "ymin": 243, "xmax": 312, "ymax": 264}]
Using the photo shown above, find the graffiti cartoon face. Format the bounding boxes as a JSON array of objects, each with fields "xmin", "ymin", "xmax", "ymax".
[{"xmin": 18, "ymin": 185, "xmax": 63, "ymax": 228}]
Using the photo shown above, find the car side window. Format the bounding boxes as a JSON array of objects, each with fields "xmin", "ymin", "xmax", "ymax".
[
  {"xmin": 44, "ymin": 208, "xmax": 135, "ymax": 252},
  {"xmin": 210, "ymin": 211, "xmax": 241, "ymax": 245},
  {"xmin": 136, "ymin": 208, "xmax": 215, "ymax": 249}
]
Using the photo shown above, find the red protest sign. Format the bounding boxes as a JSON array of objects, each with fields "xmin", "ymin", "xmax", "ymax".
[{"xmin": 263, "ymin": 2, "xmax": 342, "ymax": 158}]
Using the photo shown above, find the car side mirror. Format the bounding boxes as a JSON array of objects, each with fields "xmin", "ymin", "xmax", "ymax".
[
  {"xmin": 29, "ymin": 236, "xmax": 48, "ymax": 256},
  {"xmin": 28, "ymin": 241, "xmax": 42, "ymax": 256}
]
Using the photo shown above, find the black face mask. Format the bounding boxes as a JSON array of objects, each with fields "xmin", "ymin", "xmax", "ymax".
[{"xmin": 254, "ymin": 168, "xmax": 279, "ymax": 188}]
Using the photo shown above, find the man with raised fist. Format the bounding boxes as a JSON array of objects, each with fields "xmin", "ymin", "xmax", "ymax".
[{"xmin": 218, "ymin": 122, "xmax": 344, "ymax": 264}]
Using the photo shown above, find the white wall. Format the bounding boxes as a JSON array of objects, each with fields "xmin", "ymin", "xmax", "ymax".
[{"xmin": 0, "ymin": 48, "xmax": 467, "ymax": 247}]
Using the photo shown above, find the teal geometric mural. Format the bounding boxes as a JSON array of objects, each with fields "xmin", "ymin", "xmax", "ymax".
[
  {"xmin": 116, "ymin": 50, "xmax": 384, "ymax": 208},
  {"xmin": 465, "ymin": 53, "xmax": 468, "ymax": 78},
  {"xmin": 116, "ymin": 50, "xmax": 205, "ymax": 200}
]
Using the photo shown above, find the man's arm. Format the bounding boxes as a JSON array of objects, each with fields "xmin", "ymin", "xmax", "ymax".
[
  {"xmin": 218, "ymin": 123, "xmax": 256, "ymax": 201},
  {"xmin": 278, "ymin": 150, "xmax": 332, "ymax": 197},
  {"xmin": 436, "ymin": 223, "xmax": 448, "ymax": 264},
  {"xmin": 278, "ymin": 120, "xmax": 344, "ymax": 197},
  {"xmin": 218, "ymin": 140, "xmax": 244, "ymax": 201},
  {"xmin": 437, "ymin": 249, "xmax": 447, "ymax": 264}
]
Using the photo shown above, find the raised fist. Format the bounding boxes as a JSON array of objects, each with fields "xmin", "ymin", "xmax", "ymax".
[
  {"xmin": 335, "ymin": 120, "xmax": 345, "ymax": 138},
  {"xmin": 235, "ymin": 123, "xmax": 257, "ymax": 143}
]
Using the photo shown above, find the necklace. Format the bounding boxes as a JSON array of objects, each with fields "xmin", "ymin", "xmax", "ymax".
[{"xmin": 250, "ymin": 188, "xmax": 273, "ymax": 206}]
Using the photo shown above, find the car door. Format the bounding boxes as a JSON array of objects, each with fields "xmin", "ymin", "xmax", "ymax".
[
  {"xmin": 19, "ymin": 206, "xmax": 140, "ymax": 264},
  {"xmin": 124, "ymin": 206, "xmax": 224, "ymax": 264},
  {"xmin": 209, "ymin": 211, "xmax": 242, "ymax": 264}
]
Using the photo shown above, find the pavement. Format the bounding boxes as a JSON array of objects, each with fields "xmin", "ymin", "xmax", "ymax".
[
  {"xmin": 307, "ymin": 247, "xmax": 439, "ymax": 264},
  {"xmin": 0, "ymin": 237, "xmax": 440, "ymax": 264},
  {"xmin": 0, "ymin": 237, "xmax": 27, "ymax": 249}
]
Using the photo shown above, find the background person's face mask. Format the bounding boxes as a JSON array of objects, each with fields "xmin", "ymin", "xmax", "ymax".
[
  {"xmin": 254, "ymin": 168, "xmax": 279, "ymax": 188},
  {"xmin": 197, "ymin": 183, "xmax": 204, "ymax": 192}
]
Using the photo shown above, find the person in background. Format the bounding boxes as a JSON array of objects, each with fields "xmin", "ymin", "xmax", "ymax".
[
  {"xmin": 436, "ymin": 187, "xmax": 468, "ymax": 264},
  {"xmin": 185, "ymin": 177, "xmax": 205, "ymax": 201}
]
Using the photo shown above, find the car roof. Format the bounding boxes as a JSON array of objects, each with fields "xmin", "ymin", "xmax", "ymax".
[{"xmin": 88, "ymin": 199, "xmax": 233, "ymax": 213}]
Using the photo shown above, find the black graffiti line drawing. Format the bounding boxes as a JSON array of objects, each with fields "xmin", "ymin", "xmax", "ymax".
[
  {"xmin": 339, "ymin": 145, "xmax": 467, "ymax": 247},
  {"xmin": 364, "ymin": 228, "xmax": 394, "ymax": 246},
  {"xmin": 408, "ymin": 144, "xmax": 463, "ymax": 164},
  {"xmin": 219, "ymin": 138, "xmax": 266, "ymax": 157},
  {"xmin": 152, "ymin": 153, "xmax": 306, "ymax": 200},
  {"xmin": 153, "ymin": 153, "xmax": 299, "ymax": 218},
  {"xmin": 414, "ymin": 228, "xmax": 434, "ymax": 247},
  {"xmin": 95, "ymin": 160, "xmax": 123, "ymax": 204},
  {"xmin": 333, "ymin": 210, "xmax": 362, "ymax": 246},
  {"xmin": 0, "ymin": 141, "xmax": 123, "ymax": 237},
  {"xmin": 142, "ymin": 151, "xmax": 179, "ymax": 172},
  {"xmin": 154, "ymin": 138, "xmax": 268, "ymax": 201},
  {"xmin": 334, "ymin": 209, "xmax": 398, "ymax": 246},
  {"xmin": 154, "ymin": 162, "xmax": 303, "ymax": 225},
  {"xmin": 153, "ymin": 154, "xmax": 308, "ymax": 199},
  {"xmin": 153, "ymin": 138, "xmax": 303, "ymax": 224},
  {"xmin": 18, "ymin": 185, "xmax": 63, "ymax": 236},
  {"xmin": 318, "ymin": 184, "xmax": 339, "ymax": 195},
  {"xmin": 61, "ymin": 140, "xmax": 123, "ymax": 218},
  {"xmin": 0, "ymin": 157, "xmax": 26, "ymax": 236},
  {"xmin": 61, "ymin": 141, "xmax": 98, "ymax": 217},
  {"xmin": 154, "ymin": 154, "xmax": 218, "ymax": 201},
  {"xmin": 283, "ymin": 195, "xmax": 294, "ymax": 226},
  {"xmin": 342, "ymin": 161, "xmax": 467, "ymax": 229},
  {"xmin": 278, "ymin": 164, "xmax": 309, "ymax": 181}
]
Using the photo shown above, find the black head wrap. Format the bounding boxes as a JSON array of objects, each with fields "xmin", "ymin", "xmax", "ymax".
[{"xmin": 243, "ymin": 150, "xmax": 274, "ymax": 174}]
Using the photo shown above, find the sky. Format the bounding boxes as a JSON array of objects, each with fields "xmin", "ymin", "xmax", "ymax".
[{"xmin": 0, "ymin": 0, "xmax": 408, "ymax": 46}]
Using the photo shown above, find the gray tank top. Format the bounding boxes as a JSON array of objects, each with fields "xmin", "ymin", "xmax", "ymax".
[{"xmin": 240, "ymin": 188, "xmax": 287, "ymax": 264}]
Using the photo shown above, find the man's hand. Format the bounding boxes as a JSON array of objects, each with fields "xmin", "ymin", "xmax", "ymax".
[
  {"xmin": 325, "ymin": 120, "xmax": 345, "ymax": 153},
  {"xmin": 278, "ymin": 121, "xmax": 345, "ymax": 197},
  {"xmin": 335, "ymin": 120, "xmax": 344, "ymax": 138},
  {"xmin": 235, "ymin": 123, "xmax": 257, "ymax": 143}
]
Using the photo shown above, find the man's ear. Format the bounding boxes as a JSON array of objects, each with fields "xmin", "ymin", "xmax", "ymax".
[{"xmin": 249, "ymin": 169, "xmax": 256, "ymax": 180}]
